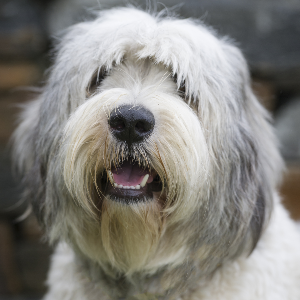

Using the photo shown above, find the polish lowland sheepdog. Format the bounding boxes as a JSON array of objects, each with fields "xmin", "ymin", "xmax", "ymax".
[{"xmin": 13, "ymin": 7, "xmax": 300, "ymax": 300}]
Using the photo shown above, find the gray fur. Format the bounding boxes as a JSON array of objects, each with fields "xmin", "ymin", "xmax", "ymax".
[{"xmin": 12, "ymin": 7, "xmax": 285, "ymax": 299}]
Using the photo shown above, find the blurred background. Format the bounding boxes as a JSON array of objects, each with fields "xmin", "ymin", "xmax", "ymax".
[{"xmin": 0, "ymin": 0, "xmax": 300, "ymax": 299}]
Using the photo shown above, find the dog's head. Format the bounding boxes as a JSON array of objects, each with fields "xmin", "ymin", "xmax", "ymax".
[{"xmin": 13, "ymin": 7, "xmax": 283, "ymax": 281}]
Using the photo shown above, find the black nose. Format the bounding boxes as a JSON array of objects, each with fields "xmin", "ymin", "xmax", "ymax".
[{"xmin": 109, "ymin": 105, "xmax": 155, "ymax": 145}]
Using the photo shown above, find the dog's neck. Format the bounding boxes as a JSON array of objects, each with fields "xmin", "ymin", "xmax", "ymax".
[{"xmin": 76, "ymin": 253, "xmax": 199, "ymax": 299}]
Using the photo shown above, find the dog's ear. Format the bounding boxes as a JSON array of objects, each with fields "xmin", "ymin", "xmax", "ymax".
[
  {"xmin": 222, "ymin": 42, "xmax": 283, "ymax": 186},
  {"xmin": 243, "ymin": 83, "xmax": 283, "ymax": 251},
  {"xmin": 12, "ymin": 98, "xmax": 45, "ymax": 224},
  {"xmin": 12, "ymin": 99, "xmax": 40, "ymax": 175},
  {"xmin": 216, "ymin": 42, "xmax": 284, "ymax": 253}
]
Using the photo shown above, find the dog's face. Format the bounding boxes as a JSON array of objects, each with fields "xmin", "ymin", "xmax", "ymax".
[
  {"xmin": 14, "ymin": 8, "xmax": 283, "ymax": 281},
  {"xmin": 58, "ymin": 56, "xmax": 211, "ymax": 273}
]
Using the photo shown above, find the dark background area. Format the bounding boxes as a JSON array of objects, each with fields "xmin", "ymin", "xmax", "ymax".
[{"xmin": 0, "ymin": 0, "xmax": 300, "ymax": 299}]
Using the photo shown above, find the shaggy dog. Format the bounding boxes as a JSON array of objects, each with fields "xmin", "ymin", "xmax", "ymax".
[{"xmin": 13, "ymin": 7, "xmax": 300, "ymax": 300}]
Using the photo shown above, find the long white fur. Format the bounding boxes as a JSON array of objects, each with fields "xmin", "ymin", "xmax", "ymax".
[{"xmin": 12, "ymin": 7, "xmax": 300, "ymax": 300}]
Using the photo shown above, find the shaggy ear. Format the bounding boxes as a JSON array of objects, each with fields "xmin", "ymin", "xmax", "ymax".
[
  {"xmin": 12, "ymin": 98, "xmax": 44, "ymax": 223},
  {"xmin": 244, "ymin": 85, "xmax": 283, "ymax": 251},
  {"xmin": 218, "ymin": 42, "xmax": 284, "ymax": 253},
  {"xmin": 222, "ymin": 42, "xmax": 283, "ymax": 186}
]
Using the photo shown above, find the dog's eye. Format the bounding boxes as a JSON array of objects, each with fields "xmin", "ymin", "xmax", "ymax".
[
  {"xmin": 87, "ymin": 68, "xmax": 107, "ymax": 96},
  {"xmin": 173, "ymin": 74, "xmax": 186, "ymax": 98},
  {"xmin": 178, "ymin": 81, "xmax": 186, "ymax": 97}
]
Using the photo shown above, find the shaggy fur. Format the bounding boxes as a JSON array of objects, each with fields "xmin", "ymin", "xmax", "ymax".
[{"xmin": 13, "ymin": 7, "xmax": 300, "ymax": 300}]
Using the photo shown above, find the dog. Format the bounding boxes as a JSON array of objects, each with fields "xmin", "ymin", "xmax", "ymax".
[{"xmin": 13, "ymin": 7, "xmax": 300, "ymax": 300}]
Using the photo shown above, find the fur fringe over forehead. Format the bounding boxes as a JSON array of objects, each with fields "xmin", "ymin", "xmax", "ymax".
[
  {"xmin": 50, "ymin": 7, "xmax": 243, "ymax": 108},
  {"xmin": 13, "ymin": 6, "xmax": 284, "ymax": 285}
]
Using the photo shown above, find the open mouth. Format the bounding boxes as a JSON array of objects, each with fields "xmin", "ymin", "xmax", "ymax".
[{"xmin": 101, "ymin": 157, "xmax": 163, "ymax": 204}]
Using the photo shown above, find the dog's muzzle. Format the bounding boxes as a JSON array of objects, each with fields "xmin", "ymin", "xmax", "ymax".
[{"xmin": 103, "ymin": 105, "xmax": 161, "ymax": 203}]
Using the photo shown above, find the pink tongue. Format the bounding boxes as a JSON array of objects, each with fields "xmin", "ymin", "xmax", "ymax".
[{"xmin": 111, "ymin": 161, "xmax": 153, "ymax": 186}]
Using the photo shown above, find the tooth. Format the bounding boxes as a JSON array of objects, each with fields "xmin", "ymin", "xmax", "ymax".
[
  {"xmin": 107, "ymin": 171, "xmax": 114, "ymax": 184},
  {"xmin": 124, "ymin": 186, "xmax": 129, "ymax": 189},
  {"xmin": 135, "ymin": 185, "xmax": 140, "ymax": 189},
  {"xmin": 140, "ymin": 174, "xmax": 149, "ymax": 188},
  {"xmin": 114, "ymin": 183, "xmax": 118, "ymax": 187},
  {"xmin": 118, "ymin": 184, "xmax": 123, "ymax": 188},
  {"xmin": 130, "ymin": 186, "xmax": 136, "ymax": 189}
]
